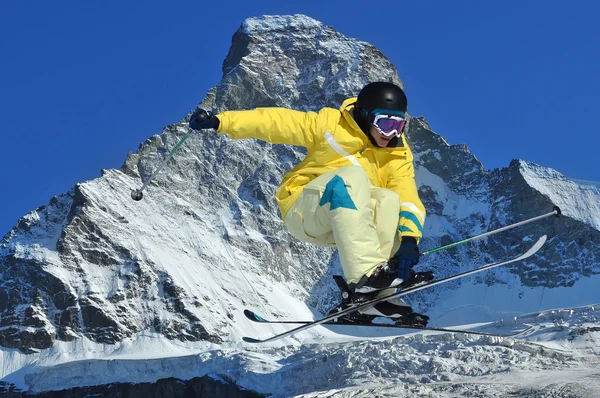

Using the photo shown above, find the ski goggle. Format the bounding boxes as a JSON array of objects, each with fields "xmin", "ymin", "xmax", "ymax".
[{"xmin": 371, "ymin": 109, "xmax": 406, "ymax": 138}]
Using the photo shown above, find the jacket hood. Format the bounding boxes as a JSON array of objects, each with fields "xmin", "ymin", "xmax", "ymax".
[
  {"xmin": 340, "ymin": 97, "xmax": 358, "ymax": 112},
  {"xmin": 340, "ymin": 97, "xmax": 359, "ymax": 128}
]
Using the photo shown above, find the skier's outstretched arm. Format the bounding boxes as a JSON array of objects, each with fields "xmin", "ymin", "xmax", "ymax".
[{"xmin": 189, "ymin": 107, "xmax": 318, "ymax": 149}]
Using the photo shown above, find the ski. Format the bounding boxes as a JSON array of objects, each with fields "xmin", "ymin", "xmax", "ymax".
[
  {"xmin": 244, "ymin": 309, "xmax": 539, "ymax": 338},
  {"xmin": 242, "ymin": 235, "xmax": 547, "ymax": 343}
]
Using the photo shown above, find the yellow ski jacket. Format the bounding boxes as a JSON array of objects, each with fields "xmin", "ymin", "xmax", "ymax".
[{"xmin": 216, "ymin": 98, "xmax": 426, "ymax": 241}]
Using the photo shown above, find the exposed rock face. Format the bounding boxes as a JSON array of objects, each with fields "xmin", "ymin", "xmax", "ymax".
[
  {"xmin": 1, "ymin": 14, "xmax": 598, "ymax": 358},
  {"xmin": 408, "ymin": 117, "xmax": 600, "ymax": 292}
]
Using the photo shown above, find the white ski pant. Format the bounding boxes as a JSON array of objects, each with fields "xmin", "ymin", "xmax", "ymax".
[{"xmin": 284, "ymin": 167, "xmax": 402, "ymax": 285}]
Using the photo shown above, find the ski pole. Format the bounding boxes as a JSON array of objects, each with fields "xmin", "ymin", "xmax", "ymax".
[
  {"xmin": 131, "ymin": 113, "xmax": 207, "ymax": 201},
  {"xmin": 421, "ymin": 206, "xmax": 561, "ymax": 256}
]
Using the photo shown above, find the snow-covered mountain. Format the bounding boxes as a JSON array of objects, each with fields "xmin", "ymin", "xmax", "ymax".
[{"xmin": 1, "ymin": 14, "xmax": 599, "ymax": 397}]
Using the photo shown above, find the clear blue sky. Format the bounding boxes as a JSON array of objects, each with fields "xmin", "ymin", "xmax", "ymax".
[{"xmin": 1, "ymin": 1, "xmax": 599, "ymax": 235}]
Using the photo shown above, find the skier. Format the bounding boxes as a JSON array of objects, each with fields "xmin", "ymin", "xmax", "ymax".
[{"xmin": 189, "ymin": 82, "xmax": 433, "ymax": 326}]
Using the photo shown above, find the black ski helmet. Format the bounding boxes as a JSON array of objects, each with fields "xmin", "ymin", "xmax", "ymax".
[{"xmin": 354, "ymin": 81, "xmax": 408, "ymax": 135}]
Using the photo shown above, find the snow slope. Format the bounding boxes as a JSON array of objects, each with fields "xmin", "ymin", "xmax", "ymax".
[{"xmin": 2, "ymin": 299, "xmax": 599, "ymax": 397}]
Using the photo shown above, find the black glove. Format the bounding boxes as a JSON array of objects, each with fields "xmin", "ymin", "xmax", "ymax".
[
  {"xmin": 394, "ymin": 237, "xmax": 420, "ymax": 282},
  {"xmin": 189, "ymin": 108, "xmax": 220, "ymax": 131}
]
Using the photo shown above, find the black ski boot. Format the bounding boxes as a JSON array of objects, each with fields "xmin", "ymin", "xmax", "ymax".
[
  {"xmin": 328, "ymin": 275, "xmax": 377, "ymax": 324},
  {"xmin": 400, "ymin": 270, "xmax": 435, "ymax": 289},
  {"xmin": 329, "ymin": 275, "xmax": 427, "ymax": 324},
  {"xmin": 351, "ymin": 262, "xmax": 404, "ymax": 294},
  {"xmin": 328, "ymin": 300, "xmax": 377, "ymax": 324},
  {"xmin": 394, "ymin": 311, "xmax": 430, "ymax": 327},
  {"xmin": 358, "ymin": 290, "xmax": 430, "ymax": 327},
  {"xmin": 351, "ymin": 259, "xmax": 435, "ymax": 294}
]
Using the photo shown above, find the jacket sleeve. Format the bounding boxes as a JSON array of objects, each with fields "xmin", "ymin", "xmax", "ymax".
[
  {"xmin": 216, "ymin": 108, "xmax": 318, "ymax": 149},
  {"xmin": 385, "ymin": 141, "xmax": 426, "ymax": 242}
]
